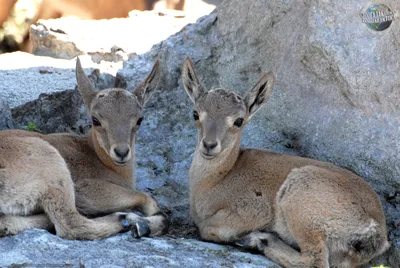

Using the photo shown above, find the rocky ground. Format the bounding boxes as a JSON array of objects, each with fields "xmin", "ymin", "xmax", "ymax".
[
  {"xmin": 0, "ymin": 0, "xmax": 399, "ymax": 267},
  {"xmin": 0, "ymin": 230, "xmax": 279, "ymax": 267}
]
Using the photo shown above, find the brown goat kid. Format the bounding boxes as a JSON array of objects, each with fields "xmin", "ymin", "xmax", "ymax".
[
  {"xmin": 181, "ymin": 57, "xmax": 389, "ymax": 268},
  {"xmin": 0, "ymin": 58, "xmax": 167, "ymax": 240}
]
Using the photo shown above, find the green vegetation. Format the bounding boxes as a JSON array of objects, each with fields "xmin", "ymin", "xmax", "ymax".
[{"xmin": 26, "ymin": 122, "xmax": 38, "ymax": 132}]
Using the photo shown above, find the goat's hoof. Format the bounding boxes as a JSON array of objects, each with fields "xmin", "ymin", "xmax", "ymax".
[
  {"xmin": 236, "ymin": 236, "xmax": 253, "ymax": 249},
  {"xmin": 236, "ymin": 232, "xmax": 271, "ymax": 252},
  {"xmin": 131, "ymin": 219, "xmax": 150, "ymax": 238},
  {"xmin": 257, "ymin": 239, "xmax": 268, "ymax": 251},
  {"xmin": 0, "ymin": 229, "xmax": 7, "ymax": 237}
]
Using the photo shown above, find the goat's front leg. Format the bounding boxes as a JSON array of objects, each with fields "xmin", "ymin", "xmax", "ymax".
[{"xmin": 75, "ymin": 180, "xmax": 168, "ymax": 237}]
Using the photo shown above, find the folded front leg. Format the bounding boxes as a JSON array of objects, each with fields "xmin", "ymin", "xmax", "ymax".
[
  {"xmin": 75, "ymin": 180, "xmax": 168, "ymax": 237},
  {"xmin": 0, "ymin": 214, "xmax": 54, "ymax": 236}
]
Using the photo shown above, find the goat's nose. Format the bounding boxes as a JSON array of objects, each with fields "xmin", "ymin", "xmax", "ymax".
[
  {"xmin": 114, "ymin": 147, "xmax": 130, "ymax": 158},
  {"xmin": 203, "ymin": 140, "xmax": 218, "ymax": 150}
]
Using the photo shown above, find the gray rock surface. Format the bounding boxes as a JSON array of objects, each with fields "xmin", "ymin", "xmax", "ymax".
[
  {"xmin": 0, "ymin": 52, "xmax": 119, "ymax": 108},
  {"xmin": 1, "ymin": 0, "xmax": 400, "ymax": 267},
  {"xmin": 0, "ymin": 229, "xmax": 278, "ymax": 267},
  {"xmin": 0, "ymin": 98, "xmax": 13, "ymax": 130},
  {"xmin": 11, "ymin": 89, "xmax": 89, "ymax": 134}
]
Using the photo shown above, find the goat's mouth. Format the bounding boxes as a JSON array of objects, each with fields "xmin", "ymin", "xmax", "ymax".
[
  {"xmin": 113, "ymin": 160, "xmax": 129, "ymax": 166},
  {"xmin": 201, "ymin": 152, "xmax": 218, "ymax": 160}
]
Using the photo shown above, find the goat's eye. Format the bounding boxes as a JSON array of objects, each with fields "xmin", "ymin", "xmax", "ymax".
[
  {"xmin": 193, "ymin": 111, "xmax": 199, "ymax": 121},
  {"xmin": 137, "ymin": 117, "xmax": 143, "ymax": 126},
  {"xmin": 234, "ymin": 118, "xmax": 244, "ymax": 127},
  {"xmin": 92, "ymin": 117, "xmax": 101, "ymax": 126}
]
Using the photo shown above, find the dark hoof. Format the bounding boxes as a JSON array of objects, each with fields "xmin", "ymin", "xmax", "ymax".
[
  {"xmin": 0, "ymin": 229, "xmax": 7, "ymax": 237},
  {"xmin": 235, "ymin": 236, "xmax": 253, "ymax": 249},
  {"xmin": 118, "ymin": 214, "xmax": 132, "ymax": 232},
  {"xmin": 236, "ymin": 233, "xmax": 270, "ymax": 253},
  {"xmin": 121, "ymin": 218, "xmax": 130, "ymax": 228},
  {"xmin": 131, "ymin": 219, "xmax": 150, "ymax": 238},
  {"xmin": 257, "ymin": 239, "xmax": 268, "ymax": 251}
]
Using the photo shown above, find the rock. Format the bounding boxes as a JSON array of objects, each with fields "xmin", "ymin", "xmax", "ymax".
[
  {"xmin": 0, "ymin": 52, "xmax": 120, "ymax": 108},
  {"xmin": 30, "ymin": 11, "xmax": 202, "ymax": 61},
  {"xmin": 11, "ymin": 89, "xmax": 89, "ymax": 134},
  {"xmin": 116, "ymin": 0, "xmax": 400, "ymax": 265},
  {"xmin": 0, "ymin": 229, "xmax": 279, "ymax": 267},
  {"xmin": 0, "ymin": 98, "xmax": 13, "ymax": 130}
]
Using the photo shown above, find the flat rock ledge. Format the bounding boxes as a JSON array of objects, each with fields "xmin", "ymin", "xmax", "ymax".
[
  {"xmin": 30, "ymin": 10, "xmax": 199, "ymax": 61},
  {"xmin": 0, "ymin": 229, "xmax": 279, "ymax": 268},
  {"xmin": 0, "ymin": 52, "xmax": 119, "ymax": 109}
]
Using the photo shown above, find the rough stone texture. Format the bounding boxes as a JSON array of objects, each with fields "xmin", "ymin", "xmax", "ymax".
[
  {"xmin": 11, "ymin": 89, "xmax": 89, "ymax": 133},
  {"xmin": 0, "ymin": 229, "xmax": 279, "ymax": 267},
  {"xmin": 1, "ymin": 0, "xmax": 400, "ymax": 267},
  {"xmin": 0, "ymin": 98, "xmax": 13, "ymax": 130},
  {"xmin": 30, "ymin": 11, "xmax": 201, "ymax": 61},
  {"xmin": 0, "ymin": 52, "xmax": 119, "ymax": 108}
]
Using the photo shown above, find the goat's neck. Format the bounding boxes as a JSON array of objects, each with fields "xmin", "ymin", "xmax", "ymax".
[
  {"xmin": 189, "ymin": 136, "xmax": 241, "ymax": 189},
  {"xmin": 88, "ymin": 129, "xmax": 135, "ymax": 186}
]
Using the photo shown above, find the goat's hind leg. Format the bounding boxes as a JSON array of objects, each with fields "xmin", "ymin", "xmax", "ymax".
[
  {"xmin": 238, "ymin": 232, "xmax": 302, "ymax": 267},
  {"xmin": 238, "ymin": 232, "xmax": 329, "ymax": 268},
  {"xmin": 0, "ymin": 214, "xmax": 54, "ymax": 236}
]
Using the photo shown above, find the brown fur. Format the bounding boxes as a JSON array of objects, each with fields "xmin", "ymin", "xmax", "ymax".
[
  {"xmin": 35, "ymin": 0, "xmax": 148, "ymax": 21},
  {"xmin": 0, "ymin": 0, "xmax": 16, "ymax": 28},
  {"xmin": 181, "ymin": 57, "xmax": 389, "ymax": 268},
  {"xmin": 0, "ymin": 58, "xmax": 167, "ymax": 240}
]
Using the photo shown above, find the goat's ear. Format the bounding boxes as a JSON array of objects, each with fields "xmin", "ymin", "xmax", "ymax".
[
  {"xmin": 133, "ymin": 60, "xmax": 161, "ymax": 106},
  {"xmin": 76, "ymin": 57, "xmax": 97, "ymax": 107},
  {"xmin": 244, "ymin": 72, "xmax": 274, "ymax": 119},
  {"xmin": 181, "ymin": 57, "xmax": 206, "ymax": 103}
]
